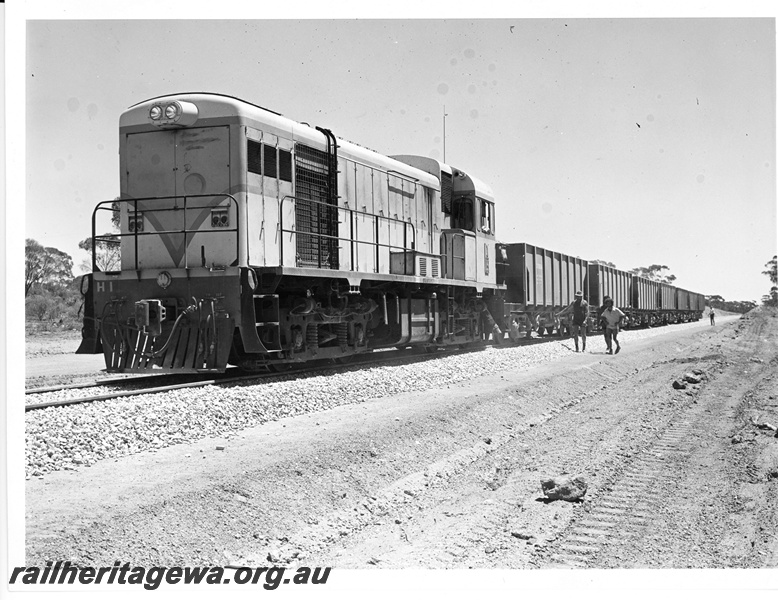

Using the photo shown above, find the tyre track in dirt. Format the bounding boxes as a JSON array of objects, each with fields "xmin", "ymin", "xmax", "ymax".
[{"xmin": 547, "ymin": 395, "xmax": 711, "ymax": 567}]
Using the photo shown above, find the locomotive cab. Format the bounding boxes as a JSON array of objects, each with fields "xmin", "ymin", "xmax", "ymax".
[
  {"xmin": 391, "ymin": 156, "xmax": 496, "ymax": 287},
  {"xmin": 442, "ymin": 169, "xmax": 495, "ymax": 285}
]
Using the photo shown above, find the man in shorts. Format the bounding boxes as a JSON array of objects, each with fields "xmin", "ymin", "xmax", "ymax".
[
  {"xmin": 558, "ymin": 290, "xmax": 589, "ymax": 352},
  {"xmin": 601, "ymin": 298, "xmax": 625, "ymax": 354}
]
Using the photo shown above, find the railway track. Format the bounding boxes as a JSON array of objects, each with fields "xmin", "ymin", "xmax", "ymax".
[
  {"xmin": 24, "ymin": 344, "xmax": 488, "ymax": 412},
  {"xmin": 23, "ymin": 323, "xmax": 711, "ymax": 413}
]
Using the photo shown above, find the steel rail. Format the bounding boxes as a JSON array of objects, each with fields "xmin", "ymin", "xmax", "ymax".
[
  {"xmin": 24, "ymin": 345, "xmax": 488, "ymax": 412},
  {"xmin": 25, "ymin": 369, "xmax": 244, "ymax": 395}
]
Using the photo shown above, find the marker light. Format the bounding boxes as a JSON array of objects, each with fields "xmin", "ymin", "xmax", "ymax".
[
  {"xmin": 164, "ymin": 103, "xmax": 179, "ymax": 119},
  {"xmin": 149, "ymin": 105, "xmax": 163, "ymax": 120},
  {"xmin": 128, "ymin": 213, "xmax": 144, "ymax": 233},
  {"xmin": 211, "ymin": 208, "xmax": 230, "ymax": 228}
]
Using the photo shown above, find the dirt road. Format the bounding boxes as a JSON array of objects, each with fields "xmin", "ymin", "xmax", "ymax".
[
  {"xmin": 25, "ymin": 310, "xmax": 778, "ymax": 572},
  {"xmin": 25, "ymin": 330, "xmax": 118, "ymax": 389}
]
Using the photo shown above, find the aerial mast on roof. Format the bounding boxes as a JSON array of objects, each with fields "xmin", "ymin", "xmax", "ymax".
[{"xmin": 443, "ymin": 105, "xmax": 448, "ymax": 163}]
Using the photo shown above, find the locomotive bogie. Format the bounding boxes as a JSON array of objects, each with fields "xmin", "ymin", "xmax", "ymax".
[{"xmin": 230, "ymin": 272, "xmax": 492, "ymax": 369}]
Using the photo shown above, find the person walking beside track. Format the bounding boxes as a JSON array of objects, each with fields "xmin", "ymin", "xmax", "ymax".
[
  {"xmin": 710, "ymin": 307, "xmax": 716, "ymax": 325},
  {"xmin": 598, "ymin": 295, "xmax": 611, "ymax": 337},
  {"xmin": 557, "ymin": 290, "xmax": 589, "ymax": 352},
  {"xmin": 601, "ymin": 298, "xmax": 625, "ymax": 354}
]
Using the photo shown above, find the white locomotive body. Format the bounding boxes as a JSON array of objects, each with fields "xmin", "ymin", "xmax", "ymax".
[{"xmin": 78, "ymin": 93, "xmax": 505, "ymax": 372}]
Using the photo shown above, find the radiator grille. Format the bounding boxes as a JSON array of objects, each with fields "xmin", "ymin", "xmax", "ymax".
[{"xmin": 295, "ymin": 144, "xmax": 339, "ymax": 269}]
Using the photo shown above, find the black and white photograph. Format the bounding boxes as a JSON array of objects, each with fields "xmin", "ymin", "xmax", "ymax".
[{"xmin": 4, "ymin": 1, "xmax": 778, "ymax": 598}]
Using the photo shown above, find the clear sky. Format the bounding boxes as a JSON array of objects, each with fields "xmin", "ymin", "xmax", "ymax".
[{"xmin": 15, "ymin": 5, "xmax": 778, "ymax": 302}]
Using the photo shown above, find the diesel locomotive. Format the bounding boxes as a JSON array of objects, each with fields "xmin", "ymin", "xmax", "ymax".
[
  {"xmin": 77, "ymin": 93, "xmax": 504, "ymax": 372},
  {"xmin": 77, "ymin": 92, "xmax": 704, "ymax": 373}
]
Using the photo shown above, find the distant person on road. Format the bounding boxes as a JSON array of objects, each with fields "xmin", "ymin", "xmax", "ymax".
[
  {"xmin": 557, "ymin": 290, "xmax": 589, "ymax": 352},
  {"xmin": 710, "ymin": 308, "xmax": 715, "ymax": 325},
  {"xmin": 601, "ymin": 298, "xmax": 625, "ymax": 354}
]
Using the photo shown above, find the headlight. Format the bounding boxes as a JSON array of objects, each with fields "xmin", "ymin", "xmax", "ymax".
[{"xmin": 148, "ymin": 100, "xmax": 198, "ymax": 127}]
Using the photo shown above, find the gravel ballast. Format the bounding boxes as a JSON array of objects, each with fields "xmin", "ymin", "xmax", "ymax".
[{"xmin": 24, "ymin": 319, "xmax": 729, "ymax": 477}]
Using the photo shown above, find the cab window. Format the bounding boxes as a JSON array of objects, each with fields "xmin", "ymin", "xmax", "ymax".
[
  {"xmin": 452, "ymin": 196, "xmax": 474, "ymax": 230},
  {"xmin": 479, "ymin": 197, "xmax": 494, "ymax": 235}
]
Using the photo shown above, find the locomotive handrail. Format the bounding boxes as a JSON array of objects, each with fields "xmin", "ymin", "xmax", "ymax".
[
  {"xmin": 278, "ymin": 195, "xmax": 418, "ymax": 274},
  {"xmin": 91, "ymin": 194, "xmax": 240, "ymax": 272}
]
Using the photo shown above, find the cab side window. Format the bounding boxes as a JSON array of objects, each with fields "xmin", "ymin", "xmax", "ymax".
[{"xmin": 479, "ymin": 197, "xmax": 494, "ymax": 235}]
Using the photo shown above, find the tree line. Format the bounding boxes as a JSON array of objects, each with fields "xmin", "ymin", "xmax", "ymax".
[
  {"xmin": 26, "ymin": 202, "xmax": 120, "ymax": 330},
  {"xmin": 25, "ymin": 232, "xmax": 119, "ymax": 331},
  {"xmin": 25, "ymin": 239, "xmax": 82, "ymax": 330}
]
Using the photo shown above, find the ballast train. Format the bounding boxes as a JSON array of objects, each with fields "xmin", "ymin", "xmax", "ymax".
[{"xmin": 77, "ymin": 93, "xmax": 704, "ymax": 373}]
